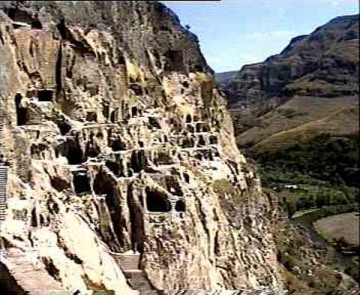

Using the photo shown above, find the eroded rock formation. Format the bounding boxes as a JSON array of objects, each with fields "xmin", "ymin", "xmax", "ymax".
[{"xmin": 0, "ymin": 2, "xmax": 283, "ymax": 294}]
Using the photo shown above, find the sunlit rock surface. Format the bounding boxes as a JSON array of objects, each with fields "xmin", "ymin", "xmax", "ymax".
[{"xmin": 0, "ymin": 1, "xmax": 283, "ymax": 294}]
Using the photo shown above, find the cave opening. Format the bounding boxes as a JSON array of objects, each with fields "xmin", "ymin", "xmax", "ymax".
[
  {"xmin": 185, "ymin": 114, "xmax": 192, "ymax": 123},
  {"xmin": 102, "ymin": 105, "xmax": 109, "ymax": 120},
  {"xmin": 50, "ymin": 176, "xmax": 69, "ymax": 192},
  {"xmin": 175, "ymin": 200, "xmax": 186, "ymax": 212},
  {"xmin": 182, "ymin": 81, "xmax": 189, "ymax": 88},
  {"xmin": 156, "ymin": 152, "xmax": 173, "ymax": 165},
  {"xmin": 210, "ymin": 135, "xmax": 218, "ymax": 145},
  {"xmin": 31, "ymin": 14, "xmax": 42, "ymax": 29},
  {"xmin": 130, "ymin": 151, "xmax": 147, "ymax": 173},
  {"xmin": 86, "ymin": 112, "xmax": 97, "ymax": 122},
  {"xmin": 66, "ymin": 139, "xmax": 83, "ymax": 164},
  {"xmin": 57, "ymin": 120, "xmax": 71, "ymax": 135},
  {"xmin": 105, "ymin": 161, "xmax": 120, "ymax": 177},
  {"xmin": 131, "ymin": 106, "xmax": 138, "ymax": 117},
  {"xmin": 149, "ymin": 117, "xmax": 161, "ymax": 129},
  {"xmin": 37, "ymin": 89, "xmax": 53, "ymax": 101},
  {"xmin": 111, "ymin": 138, "xmax": 126, "ymax": 151},
  {"xmin": 187, "ymin": 125, "xmax": 195, "ymax": 133},
  {"xmin": 93, "ymin": 172, "xmax": 115, "ymax": 198},
  {"xmin": 5, "ymin": 8, "xmax": 32, "ymax": 24},
  {"xmin": 110, "ymin": 109, "xmax": 117, "ymax": 123},
  {"xmin": 196, "ymin": 123, "xmax": 202, "ymax": 133},
  {"xmin": 203, "ymin": 124, "xmax": 211, "ymax": 132},
  {"xmin": 85, "ymin": 142, "xmax": 100, "ymax": 158},
  {"xmin": 118, "ymin": 54, "xmax": 126, "ymax": 65},
  {"xmin": 129, "ymin": 84, "xmax": 144, "ymax": 96},
  {"xmin": 15, "ymin": 93, "xmax": 28, "ymax": 126},
  {"xmin": 182, "ymin": 137, "xmax": 194, "ymax": 148},
  {"xmin": 198, "ymin": 135, "xmax": 206, "ymax": 146},
  {"xmin": 146, "ymin": 188, "xmax": 171, "ymax": 212},
  {"xmin": 183, "ymin": 173, "xmax": 190, "ymax": 183},
  {"xmin": 73, "ymin": 172, "xmax": 91, "ymax": 195}
]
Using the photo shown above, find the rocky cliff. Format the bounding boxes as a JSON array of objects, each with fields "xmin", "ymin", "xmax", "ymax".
[
  {"xmin": 0, "ymin": 1, "xmax": 283, "ymax": 294},
  {"xmin": 217, "ymin": 14, "xmax": 359, "ymax": 110},
  {"xmin": 216, "ymin": 15, "xmax": 359, "ymax": 189}
]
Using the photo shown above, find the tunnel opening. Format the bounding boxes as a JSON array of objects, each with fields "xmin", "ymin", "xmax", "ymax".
[
  {"xmin": 105, "ymin": 161, "xmax": 120, "ymax": 177},
  {"xmin": 149, "ymin": 117, "xmax": 161, "ymax": 129},
  {"xmin": 93, "ymin": 172, "xmax": 117, "ymax": 200},
  {"xmin": 15, "ymin": 93, "xmax": 28, "ymax": 126},
  {"xmin": 185, "ymin": 114, "xmax": 192, "ymax": 123},
  {"xmin": 102, "ymin": 105, "xmax": 109, "ymax": 120},
  {"xmin": 175, "ymin": 200, "xmax": 186, "ymax": 212},
  {"xmin": 85, "ymin": 142, "xmax": 100, "ymax": 158},
  {"xmin": 198, "ymin": 135, "xmax": 206, "ymax": 146},
  {"xmin": 50, "ymin": 176, "xmax": 69, "ymax": 192},
  {"xmin": 183, "ymin": 173, "xmax": 190, "ymax": 183},
  {"xmin": 182, "ymin": 81, "xmax": 189, "ymax": 88},
  {"xmin": 210, "ymin": 135, "xmax": 218, "ymax": 145},
  {"xmin": 203, "ymin": 124, "xmax": 211, "ymax": 132},
  {"xmin": 56, "ymin": 120, "xmax": 71, "ymax": 135},
  {"xmin": 31, "ymin": 14, "xmax": 42, "ymax": 29},
  {"xmin": 86, "ymin": 112, "xmax": 97, "ymax": 122},
  {"xmin": 118, "ymin": 53, "xmax": 126, "ymax": 65},
  {"xmin": 187, "ymin": 125, "xmax": 195, "ymax": 133},
  {"xmin": 66, "ymin": 139, "xmax": 83, "ymax": 164},
  {"xmin": 111, "ymin": 138, "xmax": 126, "ymax": 151},
  {"xmin": 156, "ymin": 152, "xmax": 173, "ymax": 165},
  {"xmin": 110, "ymin": 109, "xmax": 117, "ymax": 123},
  {"xmin": 131, "ymin": 106, "xmax": 138, "ymax": 117},
  {"xmin": 182, "ymin": 137, "xmax": 194, "ymax": 148},
  {"xmin": 37, "ymin": 89, "xmax": 53, "ymax": 101},
  {"xmin": 130, "ymin": 151, "xmax": 147, "ymax": 173},
  {"xmin": 129, "ymin": 84, "xmax": 143, "ymax": 96},
  {"xmin": 73, "ymin": 172, "xmax": 91, "ymax": 195},
  {"xmin": 146, "ymin": 188, "xmax": 171, "ymax": 212},
  {"xmin": 5, "ymin": 8, "xmax": 32, "ymax": 24}
]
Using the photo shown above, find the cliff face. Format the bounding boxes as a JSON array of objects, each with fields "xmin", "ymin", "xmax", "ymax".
[
  {"xmin": 217, "ymin": 14, "xmax": 359, "ymax": 109},
  {"xmin": 0, "ymin": 1, "xmax": 282, "ymax": 294},
  {"xmin": 216, "ymin": 15, "xmax": 359, "ymax": 189}
]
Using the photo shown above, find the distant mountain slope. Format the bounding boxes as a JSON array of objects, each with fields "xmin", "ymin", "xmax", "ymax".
[
  {"xmin": 217, "ymin": 14, "xmax": 359, "ymax": 188},
  {"xmin": 218, "ymin": 14, "xmax": 359, "ymax": 109}
]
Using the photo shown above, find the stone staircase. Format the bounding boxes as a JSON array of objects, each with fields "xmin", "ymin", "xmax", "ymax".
[{"xmin": 109, "ymin": 251, "xmax": 155, "ymax": 294}]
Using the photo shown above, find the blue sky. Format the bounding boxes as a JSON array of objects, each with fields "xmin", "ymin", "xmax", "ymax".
[{"xmin": 161, "ymin": 0, "xmax": 359, "ymax": 73}]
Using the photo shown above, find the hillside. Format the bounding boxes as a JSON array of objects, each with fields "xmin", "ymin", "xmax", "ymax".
[
  {"xmin": 217, "ymin": 14, "xmax": 359, "ymax": 189},
  {"xmin": 0, "ymin": 1, "xmax": 284, "ymax": 294}
]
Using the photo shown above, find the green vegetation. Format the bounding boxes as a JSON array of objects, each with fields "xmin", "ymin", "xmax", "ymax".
[{"xmin": 257, "ymin": 134, "xmax": 359, "ymax": 188}]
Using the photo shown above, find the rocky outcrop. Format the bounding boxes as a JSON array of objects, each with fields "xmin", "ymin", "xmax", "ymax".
[
  {"xmin": 217, "ymin": 14, "xmax": 359, "ymax": 109},
  {"xmin": 0, "ymin": 2, "xmax": 283, "ymax": 294}
]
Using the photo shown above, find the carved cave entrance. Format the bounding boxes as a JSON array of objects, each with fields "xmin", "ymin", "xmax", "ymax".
[
  {"xmin": 145, "ymin": 188, "xmax": 171, "ymax": 212},
  {"xmin": 15, "ymin": 94, "xmax": 28, "ymax": 126},
  {"xmin": 73, "ymin": 171, "xmax": 91, "ymax": 195},
  {"xmin": 38, "ymin": 90, "xmax": 53, "ymax": 102}
]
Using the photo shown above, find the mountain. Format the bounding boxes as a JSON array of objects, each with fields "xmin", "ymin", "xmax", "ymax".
[
  {"xmin": 0, "ymin": 1, "xmax": 284, "ymax": 294},
  {"xmin": 217, "ymin": 15, "xmax": 359, "ymax": 189}
]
